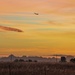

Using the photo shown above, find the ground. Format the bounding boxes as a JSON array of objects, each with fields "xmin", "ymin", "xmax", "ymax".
[{"xmin": 0, "ymin": 62, "xmax": 75, "ymax": 75}]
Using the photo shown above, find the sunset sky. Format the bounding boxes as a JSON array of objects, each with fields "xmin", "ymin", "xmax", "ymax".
[{"xmin": 0, "ymin": 0, "xmax": 75, "ymax": 56}]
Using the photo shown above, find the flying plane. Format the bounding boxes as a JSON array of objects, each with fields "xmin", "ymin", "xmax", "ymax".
[{"xmin": 34, "ymin": 13, "xmax": 39, "ymax": 15}]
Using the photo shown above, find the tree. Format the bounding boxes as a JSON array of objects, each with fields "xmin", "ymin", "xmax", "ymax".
[
  {"xmin": 28, "ymin": 59, "xmax": 32, "ymax": 62},
  {"xmin": 60, "ymin": 57, "xmax": 66, "ymax": 62},
  {"xmin": 19, "ymin": 59, "xmax": 24, "ymax": 62},
  {"xmin": 70, "ymin": 58, "xmax": 75, "ymax": 63}
]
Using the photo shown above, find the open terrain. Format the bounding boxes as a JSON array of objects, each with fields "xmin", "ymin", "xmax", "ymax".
[{"xmin": 0, "ymin": 62, "xmax": 75, "ymax": 75}]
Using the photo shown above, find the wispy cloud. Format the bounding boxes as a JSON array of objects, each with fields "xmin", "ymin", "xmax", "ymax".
[
  {"xmin": 0, "ymin": 25, "xmax": 23, "ymax": 32},
  {"xmin": 44, "ymin": 54, "xmax": 74, "ymax": 57}
]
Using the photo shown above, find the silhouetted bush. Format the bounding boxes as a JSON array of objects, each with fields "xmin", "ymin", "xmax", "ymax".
[
  {"xmin": 14, "ymin": 59, "xmax": 19, "ymax": 62},
  {"xmin": 60, "ymin": 57, "xmax": 66, "ymax": 62},
  {"xmin": 34, "ymin": 60, "xmax": 37, "ymax": 62},
  {"xmin": 19, "ymin": 59, "xmax": 24, "ymax": 62},
  {"xmin": 14, "ymin": 59, "xmax": 24, "ymax": 62},
  {"xmin": 70, "ymin": 58, "xmax": 75, "ymax": 63},
  {"xmin": 28, "ymin": 59, "xmax": 32, "ymax": 62}
]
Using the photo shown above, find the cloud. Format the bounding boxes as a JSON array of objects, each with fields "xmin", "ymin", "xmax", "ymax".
[
  {"xmin": 48, "ymin": 21, "xmax": 61, "ymax": 25},
  {"xmin": 49, "ymin": 54, "xmax": 74, "ymax": 57},
  {"xmin": 48, "ymin": 21, "xmax": 57, "ymax": 25},
  {"xmin": 59, "ymin": 7, "xmax": 75, "ymax": 13},
  {"xmin": 0, "ymin": 25, "xmax": 23, "ymax": 32}
]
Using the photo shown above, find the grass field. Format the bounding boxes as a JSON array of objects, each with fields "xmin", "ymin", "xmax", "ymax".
[{"xmin": 0, "ymin": 62, "xmax": 75, "ymax": 75}]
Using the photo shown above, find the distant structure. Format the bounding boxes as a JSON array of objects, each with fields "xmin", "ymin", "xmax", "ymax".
[
  {"xmin": 60, "ymin": 57, "xmax": 66, "ymax": 62},
  {"xmin": 8, "ymin": 54, "xmax": 15, "ymax": 62},
  {"xmin": 2, "ymin": 54, "xmax": 74, "ymax": 63}
]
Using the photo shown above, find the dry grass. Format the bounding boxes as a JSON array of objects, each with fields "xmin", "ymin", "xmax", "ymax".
[{"xmin": 0, "ymin": 62, "xmax": 75, "ymax": 75}]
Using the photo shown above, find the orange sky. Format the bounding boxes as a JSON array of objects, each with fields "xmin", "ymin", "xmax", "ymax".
[{"xmin": 0, "ymin": 0, "xmax": 75, "ymax": 56}]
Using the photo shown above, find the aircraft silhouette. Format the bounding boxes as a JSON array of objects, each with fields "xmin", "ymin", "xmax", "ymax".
[{"xmin": 34, "ymin": 13, "xmax": 39, "ymax": 15}]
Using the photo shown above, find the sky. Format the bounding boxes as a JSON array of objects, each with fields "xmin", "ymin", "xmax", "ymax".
[{"xmin": 0, "ymin": 0, "xmax": 75, "ymax": 56}]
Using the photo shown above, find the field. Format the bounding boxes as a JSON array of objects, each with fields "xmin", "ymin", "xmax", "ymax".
[{"xmin": 0, "ymin": 62, "xmax": 75, "ymax": 75}]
